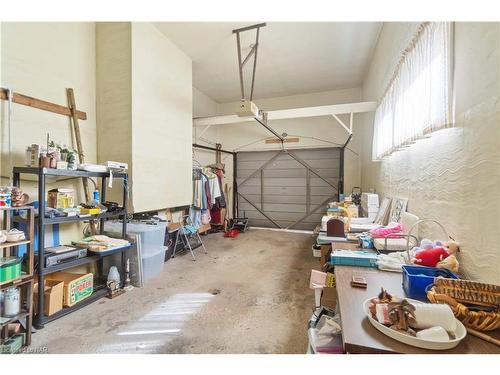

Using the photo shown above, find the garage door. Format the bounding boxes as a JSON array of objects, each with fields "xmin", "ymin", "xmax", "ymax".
[{"xmin": 236, "ymin": 148, "xmax": 341, "ymax": 230}]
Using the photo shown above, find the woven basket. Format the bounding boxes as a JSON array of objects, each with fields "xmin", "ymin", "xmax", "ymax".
[{"xmin": 427, "ymin": 278, "xmax": 500, "ymax": 331}]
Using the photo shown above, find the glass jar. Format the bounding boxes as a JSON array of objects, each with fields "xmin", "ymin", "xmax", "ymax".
[{"xmin": 1, "ymin": 287, "xmax": 21, "ymax": 317}]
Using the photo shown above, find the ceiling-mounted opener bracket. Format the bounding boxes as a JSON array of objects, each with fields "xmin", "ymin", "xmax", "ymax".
[
  {"xmin": 232, "ymin": 23, "xmax": 284, "ymax": 146},
  {"xmin": 254, "ymin": 110, "xmax": 285, "ymax": 145},
  {"xmin": 232, "ymin": 23, "xmax": 266, "ymax": 102}
]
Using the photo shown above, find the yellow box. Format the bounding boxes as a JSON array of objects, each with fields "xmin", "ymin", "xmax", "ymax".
[
  {"xmin": 80, "ymin": 207, "xmax": 101, "ymax": 215},
  {"xmin": 47, "ymin": 188, "xmax": 75, "ymax": 209}
]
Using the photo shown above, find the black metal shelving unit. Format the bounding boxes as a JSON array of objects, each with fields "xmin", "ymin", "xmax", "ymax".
[{"xmin": 12, "ymin": 167, "xmax": 129, "ymax": 329}]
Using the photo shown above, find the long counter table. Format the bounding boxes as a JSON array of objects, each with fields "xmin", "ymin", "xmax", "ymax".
[{"xmin": 334, "ymin": 265, "xmax": 500, "ymax": 354}]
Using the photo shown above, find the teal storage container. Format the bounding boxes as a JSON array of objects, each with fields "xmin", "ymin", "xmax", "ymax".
[{"xmin": 330, "ymin": 250, "xmax": 378, "ymax": 268}]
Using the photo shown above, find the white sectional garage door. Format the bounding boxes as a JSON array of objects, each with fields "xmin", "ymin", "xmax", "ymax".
[{"xmin": 236, "ymin": 148, "xmax": 341, "ymax": 230}]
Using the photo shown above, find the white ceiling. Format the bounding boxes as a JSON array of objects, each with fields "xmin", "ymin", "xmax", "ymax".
[{"xmin": 154, "ymin": 22, "xmax": 382, "ymax": 103}]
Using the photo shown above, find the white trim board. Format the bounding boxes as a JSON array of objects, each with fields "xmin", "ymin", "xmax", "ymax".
[{"xmin": 193, "ymin": 101, "xmax": 377, "ymax": 127}]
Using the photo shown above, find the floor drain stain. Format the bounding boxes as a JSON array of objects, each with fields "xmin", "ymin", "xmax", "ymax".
[{"xmin": 209, "ymin": 288, "xmax": 221, "ymax": 295}]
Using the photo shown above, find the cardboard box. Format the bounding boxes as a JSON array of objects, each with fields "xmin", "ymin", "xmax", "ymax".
[
  {"xmin": 321, "ymin": 286, "xmax": 338, "ymax": 310},
  {"xmin": 47, "ymin": 188, "xmax": 75, "ymax": 209},
  {"xmin": 198, "ymin": 223, "xmax": 211, "ymax": 234},
  {"xmin": 320, "ymin": 245, "xmax": 332, "ymax": 268},
  {"xmin": 331, "ymin": 240, "xmax": 361, "ymax": 251},
  {"xmin": 46, "ymin": 272, "xmax": 93, "ymax": 307},
  {"xmin": 309, "ymin": 269, "xmax": 327, "ymax": 289},
  {"xmin": 167, "ymin": 222, "xmax": 182, "ymax": 232},
  {"xmin": 34, "ymin": 279, "xmax": 64, "ymax": 316},
  {"xmin": 7, "ymin": 323, "xmax": 21, "ymax": 336}
]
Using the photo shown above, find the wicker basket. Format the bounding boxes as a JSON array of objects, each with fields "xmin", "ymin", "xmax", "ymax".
[{"xmin": 427, "ymin": 278, "xmax": 500, "ymax": 331}]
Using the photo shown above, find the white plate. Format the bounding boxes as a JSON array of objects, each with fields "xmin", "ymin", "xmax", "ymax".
[{"xmin": 363, "ymin": 298, "xmax": 467, "ymax": 350}]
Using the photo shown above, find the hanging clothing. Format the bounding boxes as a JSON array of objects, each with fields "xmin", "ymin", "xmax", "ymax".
[
  {"xmin": 200, "ymin": 174, "xmax": 209, "ymax": 210},
  {"xmin": 193, "ymin": 178, "xmax": 203, "ymax": 208},
  {"xmin": 192, "ymin": 168, "xmax": 202, "ymax": 181},
  {"xmin": 210, "ymin": 206, "xmax": 222, "ymax": 225},
  {"xmin": 214, "ymin": 169, "xmax": 226, "ymax": 208},
  {"xmin": 203, "ymin": 174, "xmax": 212, "ymax": 210},
  {"xmin": 201, "ymin": 210, "xmax": 211, "ymax": 225},
  {"xmin": 209, "ymin": 175, "xmax": 221, "ymax": 204},
  {"xmin": 190, "ymin": 206, "xmax": 202, "ymax": 229}
]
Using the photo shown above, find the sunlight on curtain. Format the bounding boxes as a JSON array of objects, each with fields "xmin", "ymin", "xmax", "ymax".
[{"xmin": 372, "ymin": 22, "xmax": 453, "ymax": 160}]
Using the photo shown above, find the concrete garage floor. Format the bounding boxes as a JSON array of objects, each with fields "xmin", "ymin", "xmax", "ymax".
[{"xmin": 30, "ymin": 229, "xmax": 317, "ymax": 354}]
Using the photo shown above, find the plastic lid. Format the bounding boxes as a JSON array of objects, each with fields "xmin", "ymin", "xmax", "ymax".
[{"xmin": 0, "ymin": 256, "xmax": 22, "ymax": 268}]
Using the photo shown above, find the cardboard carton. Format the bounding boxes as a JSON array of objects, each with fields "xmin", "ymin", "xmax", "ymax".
[
  {"xmin": 321, "ymin": 287, "xmax": 338, "ymax": 310},
  {"xmin": 46, "ymin": 272, "xmax": 93, "ymax": 307},
  {"xmin": 320, "ymin": 245, "xmax": 332, "ymax": 268},
  {"xmin": 34, "ymin": 279, "xmax": 64, "ymax": 316}
]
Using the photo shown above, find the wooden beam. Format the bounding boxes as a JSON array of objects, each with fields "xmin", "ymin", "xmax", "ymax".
[
  {"xmin": 66, "ymin": 88, "xmax": 96, "ymax": 234},
  {"xmin": 265, "ymin": 137, "xmax": 299, "ymax": 144},
  {"xmin": 0, "ymin": 88, "xmax": 87, "ymax": 121}
]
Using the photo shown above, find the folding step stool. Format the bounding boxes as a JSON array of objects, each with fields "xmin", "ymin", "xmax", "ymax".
[{"xmin": 172, "ymin": 215, "xmax": 208, "ymax": 261}]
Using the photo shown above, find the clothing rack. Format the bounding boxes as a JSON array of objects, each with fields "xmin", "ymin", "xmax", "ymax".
[{"xmin": 192, "ymin": 143, "xmax": 237, "ymax": 219}]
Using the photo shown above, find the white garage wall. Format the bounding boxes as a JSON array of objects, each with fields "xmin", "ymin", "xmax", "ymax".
[
  {"xmin": 97, "ymin": 23, "xmax": 193, "ymax": 213},
  {"xmin": 96, "ymin": 22, "xmax": 132, "ymax": 206},
  {"xmin": 360, "ymin": 23, "xmax": 500, "ymax": 284},
  {"xmin": 131, "ymin": 23, "xmax": 193, "ymax": 212},
  {"xmin": 193, "ymin": 87, "xmax": 218, "ymax": 118},
  {"xmin": 1, "ymin": 22, "xmax": 97, "ymax": 243}
]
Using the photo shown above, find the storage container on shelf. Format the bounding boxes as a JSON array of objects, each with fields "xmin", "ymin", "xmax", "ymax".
[
  {"xmin": 104, "ymin": 221, "xmax": 168, "ymax": 284},
  {"xmin": 104, "ymin": 221, "xmax": 167, "ymax": 257},
  {"xmin": 141, "ymin": 246, "xmax": 168, "ymax": 283},
  {"xmin": 0, "ymin": 256, "xmax": 22, "ymax": 283}
]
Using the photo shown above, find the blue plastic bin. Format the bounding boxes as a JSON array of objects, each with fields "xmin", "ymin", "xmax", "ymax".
[{"xmin": 402, "ymin": 265, "xmax": 458, "ymax": 301}]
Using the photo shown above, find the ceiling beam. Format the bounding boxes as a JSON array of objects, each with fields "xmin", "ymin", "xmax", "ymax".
[
  {"xmin": 193, "ymin": 101, "xmax": 377, "ymax": 126},
  {"xmin": 267, "ymin": 101, "xmax": 376, "ymax": 121}
]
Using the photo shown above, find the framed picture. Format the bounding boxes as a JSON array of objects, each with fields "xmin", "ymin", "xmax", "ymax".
[
  {"xmin": 374, "ymin": 196, "xmax": 392, "ymax": 225},
  {"xmin": 389, "ymin": 197, "xmax": 408, "ymax": 223}
]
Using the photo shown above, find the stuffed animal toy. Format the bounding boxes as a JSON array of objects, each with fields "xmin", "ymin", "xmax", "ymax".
[
  {"xmin": 411, "ymin": 239, "xmax": 460, "ymax": 269},
  {"xmin": 415, "ymin": 238, "xmax": 445, "ymax": 251},
  {"xmin": 369, "ymin": 222, "xmax": 403, "ymax": 238},
  {"xmin": 436, "ymin": 254, "xmax": 459, "ymax": 273},
  {"xmin": 412, "ymin": 247, "xmax": 450, "ymax": 267},
  {"xmin": 444, "ymin": 240, "xmax": 460, "ymax": 254}
]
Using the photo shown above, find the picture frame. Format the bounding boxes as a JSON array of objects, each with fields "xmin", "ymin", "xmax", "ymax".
[
  {"xmin": 374, "ymin": 196, "xmax": 392, "ymax": 225},
  {"xmin": 389, "ymin": 197, "xmax": 408, "ymax": 223}
]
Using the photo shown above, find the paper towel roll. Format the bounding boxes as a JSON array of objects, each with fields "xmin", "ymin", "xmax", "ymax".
[
  {"xmin": 416, "ymin": 326, "xmax": 450, "ymax": 341},
  {"xmin": 412, "ymin": 303, "xmax": 456, "ymax": 332}
]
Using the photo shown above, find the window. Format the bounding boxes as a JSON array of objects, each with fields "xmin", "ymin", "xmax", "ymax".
[{"xmin": 372, "ymin": 22, "xmax": 453, "ymax": 160}]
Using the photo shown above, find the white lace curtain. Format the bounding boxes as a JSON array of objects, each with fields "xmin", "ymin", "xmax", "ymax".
[{"xmin": 372, "ymin": 22, "xmax": 454, "ymax": 160}]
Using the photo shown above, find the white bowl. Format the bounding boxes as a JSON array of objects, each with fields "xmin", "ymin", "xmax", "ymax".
[
  {"xmin": 6, "ymin": 229, "xmax": 25, "ymax": 242},
  {"xmin": 363, "ymin": 297, "xmax": 467, "ymax": 350}
]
